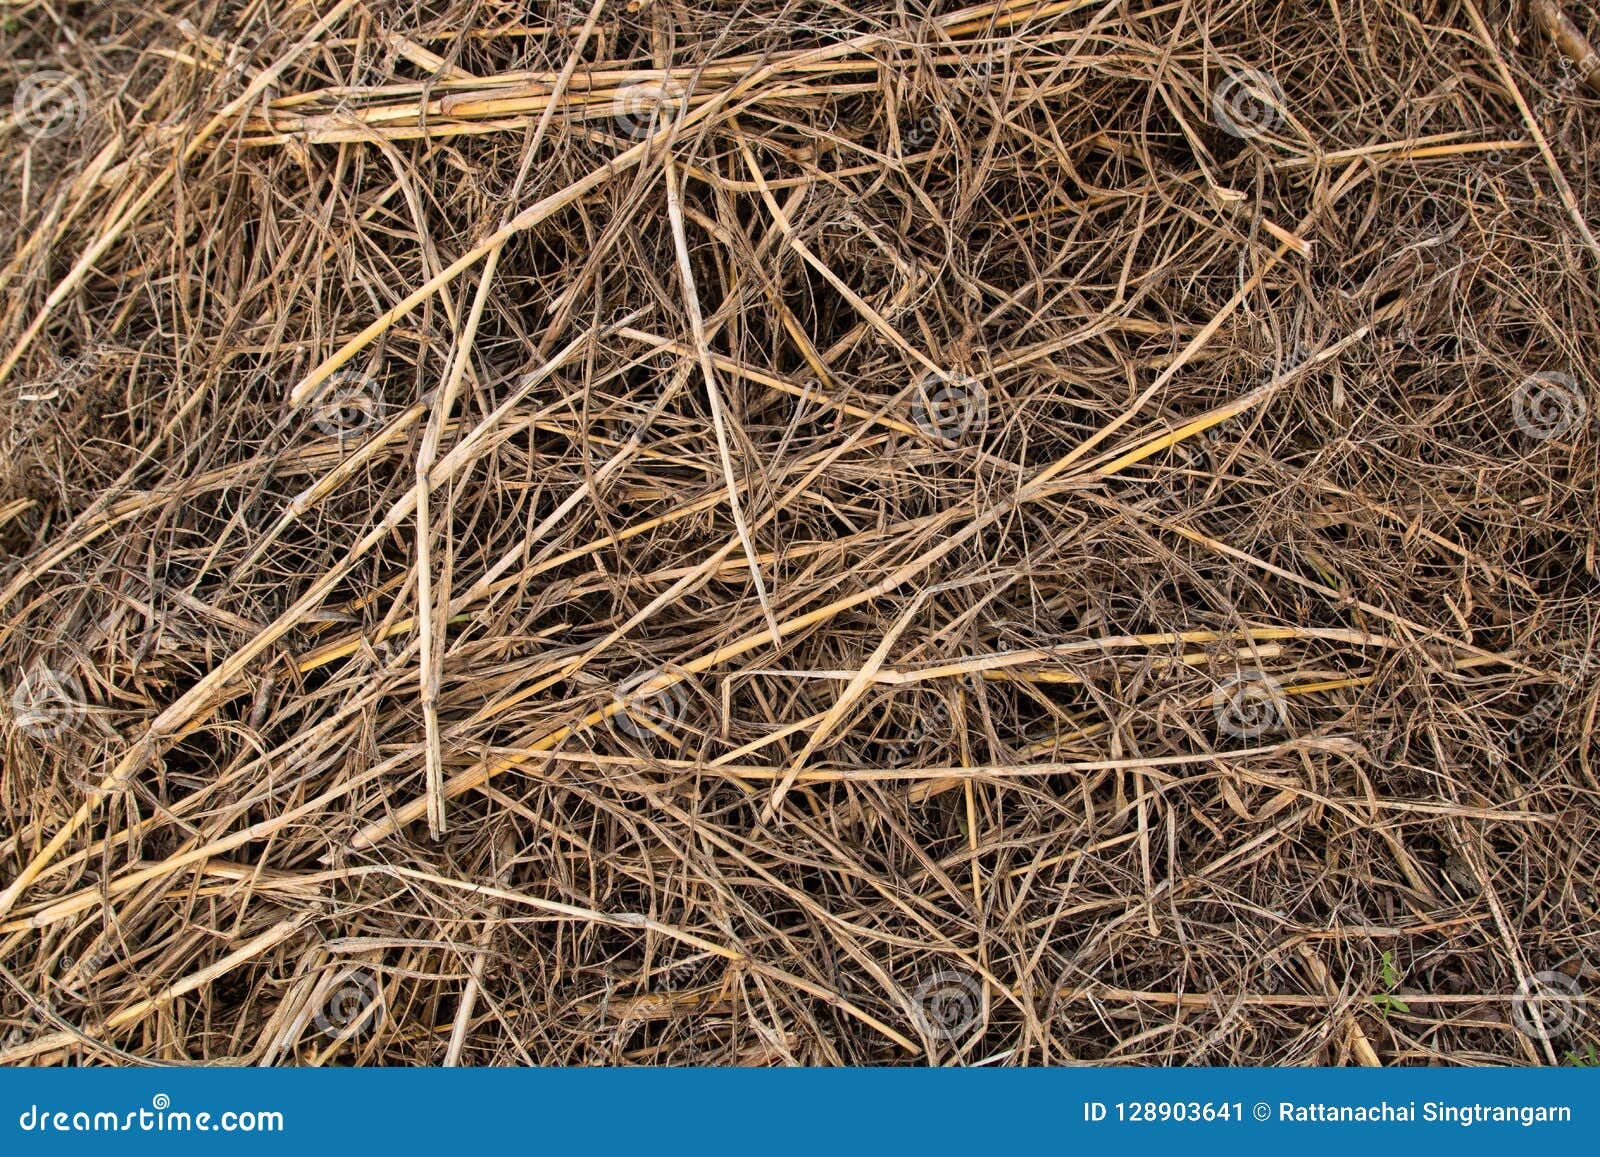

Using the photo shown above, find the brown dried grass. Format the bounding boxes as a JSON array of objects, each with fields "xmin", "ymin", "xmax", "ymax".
[{"xmin": 0, "ymin": 0, "xmax": 1597, "ymax": 1065}]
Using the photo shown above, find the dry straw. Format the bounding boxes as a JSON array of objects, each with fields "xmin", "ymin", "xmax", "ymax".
[{"xmin": 0, "ymin": 0, "xmax": 1597, "ymax": 1064}]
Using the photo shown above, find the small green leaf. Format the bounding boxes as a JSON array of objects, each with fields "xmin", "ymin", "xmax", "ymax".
[
  {"xmin": 1565, "ymin": 1044, "xmax": 1598, "ymax": 1067},
  {"xmin": 1379, "ymin": 950, "xmax": 1401, "ymax": 991},
  {"xmin": 1371, "ymin": 991, "xmax": 1408, "ymax": 1017}
]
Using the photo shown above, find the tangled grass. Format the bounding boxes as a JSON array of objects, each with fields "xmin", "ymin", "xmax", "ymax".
[{"xmin": 0, "ymin": 0, "xmax": 1597, "ymax": 1065}]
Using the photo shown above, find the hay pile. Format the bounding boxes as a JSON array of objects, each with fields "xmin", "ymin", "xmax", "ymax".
[{"xmin": 1, "ymin": 0, "xmax": 1597, "ymax": 1065}]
